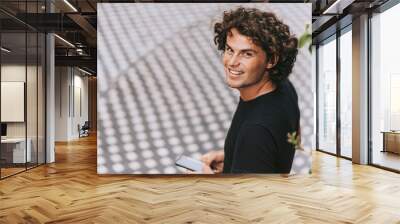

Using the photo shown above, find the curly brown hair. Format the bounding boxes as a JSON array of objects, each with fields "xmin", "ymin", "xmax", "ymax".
[{"xmin": 214, "ymin": 7, "xmax": 298, "ymax": 83}]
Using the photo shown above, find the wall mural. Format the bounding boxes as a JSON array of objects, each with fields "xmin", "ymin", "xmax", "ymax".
[{"xmin": 98, "ymin": 3, "xmax": 313, "ymax": 174}]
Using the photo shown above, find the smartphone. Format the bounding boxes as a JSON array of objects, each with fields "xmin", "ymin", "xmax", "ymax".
[{"xmin": 175, "ymin": 155, "xmax": 204, "ymax": 172}]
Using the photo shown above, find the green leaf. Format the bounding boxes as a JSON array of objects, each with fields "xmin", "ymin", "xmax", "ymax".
[{"xmin": 298, "ymin": 24, "xmax": 312, "ymax": 52}]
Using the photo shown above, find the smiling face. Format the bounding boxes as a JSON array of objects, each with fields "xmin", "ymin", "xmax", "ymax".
[{"xmin": 222, "ymin": 28, "xmax": 272, "ymax": 90}]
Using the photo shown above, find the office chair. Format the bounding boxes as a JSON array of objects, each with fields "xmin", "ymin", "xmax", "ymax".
[{"xmin": 79, "ymin": 121, "xmax": 90, "ymax": 138}]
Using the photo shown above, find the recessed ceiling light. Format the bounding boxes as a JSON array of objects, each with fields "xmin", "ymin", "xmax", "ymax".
[
  {"xmin": 322, "ymin": 0, "xmax": 354, "ymax": 15},
  {"xmin": 63, "ymin": 0, "xmax": 78, "ymax": 12},
  {"xmin": 78, "ymin": 67, "xmax": 93, "ymax": 76},
  {"xmin": 54, "ymin": 34, "xmax": 75, "ymax": 48},
  {"xmin": 1, "ymin": 47, "xmax": 11, "ymax": 53}
]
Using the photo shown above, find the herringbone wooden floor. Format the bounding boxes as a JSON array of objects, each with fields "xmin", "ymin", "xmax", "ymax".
[{"xmin": 1, "ymin": 134, "xmax": 400, "ymax": 224}]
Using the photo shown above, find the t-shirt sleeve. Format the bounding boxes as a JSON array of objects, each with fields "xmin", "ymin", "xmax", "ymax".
[{"xmin": 230, "ymin": 124, "xmax": 278, "ymax": 173}]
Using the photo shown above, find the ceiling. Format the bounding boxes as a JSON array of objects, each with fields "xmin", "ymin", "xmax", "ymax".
[{"xmin": 0, "ymin": 0, "xmax": 392, "ymax": 75}]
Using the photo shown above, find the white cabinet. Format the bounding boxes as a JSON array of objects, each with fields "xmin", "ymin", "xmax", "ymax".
[{"xmin": 1, "ymin": 138, "xmax": 32, "ymax": 163}]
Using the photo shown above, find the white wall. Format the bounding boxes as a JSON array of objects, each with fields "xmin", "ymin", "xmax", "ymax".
[
  {"xmin": 1, "ymin": 65, "xmax": 26, "ymax": 138},
  {"xmin": 1, "ymin": 65, "xmax": 37, "ymax": 138},
  {"xmin": 1, "ymin": 63, "xmax": 46, "ymax": 164},
  {"xmin": 72, "ymin": 73, "xmax": 89, "ymax": 137},
  {"xmin": 55, "ymin": 67, "xmax": 89, "ymax": 141},
  {"xmin": 55, "ymin": 66, "xmax": 69, "ymax": 141}
]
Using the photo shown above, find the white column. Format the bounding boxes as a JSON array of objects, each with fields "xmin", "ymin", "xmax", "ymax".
[
  {"xmin": 352, "ymin": 14, "xmax": 369, "ymax": 164},
  {"xmin": 46, "ymin": 1, "xmax": 55, "ymax": 163}
]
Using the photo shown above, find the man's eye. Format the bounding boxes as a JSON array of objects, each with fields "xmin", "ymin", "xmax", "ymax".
[
  {"xmin": 225, "ymin": 47, "xmax": 233, "ymax": 54},
  {"xmin": 244, "ymin": 52, "xmax": 254, "ymax": 57}
]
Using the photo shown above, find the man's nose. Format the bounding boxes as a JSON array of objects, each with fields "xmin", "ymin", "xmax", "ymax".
[{"xmin": 227, "ymin": 54, "xmax": 240, "ymax": 67}]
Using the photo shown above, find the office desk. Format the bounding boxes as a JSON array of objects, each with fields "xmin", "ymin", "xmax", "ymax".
[
  {"xmin": 381, "ymin": 131, "xmax": 400, "ymax": 154},
  {"xmin": 1, "ymin": 138, "xmax": 31, "ymax": 163}
]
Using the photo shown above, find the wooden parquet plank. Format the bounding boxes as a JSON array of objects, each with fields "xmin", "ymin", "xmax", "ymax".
[{"xmin": 1, "ymin": 134, "xmax": 400, "ymax": 223}]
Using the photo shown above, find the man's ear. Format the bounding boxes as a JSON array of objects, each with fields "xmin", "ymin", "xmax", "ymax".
[{"xmin": 266, "ymin": 55, "xmax": 279, "ymax": 69}]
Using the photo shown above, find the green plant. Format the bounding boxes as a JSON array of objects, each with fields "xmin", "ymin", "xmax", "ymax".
[
  {"xmin": 298, "ymin": 24, "xmax": 312, "ymax": 53},
  {"xmin": 287, "ymin": 131, "xmax": 304, "ymax": 151}
]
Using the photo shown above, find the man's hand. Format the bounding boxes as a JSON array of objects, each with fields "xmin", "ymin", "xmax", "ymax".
[
  {"xmin": 201, "ymin": 150, "xmax": 224, "ymax": 174},
  {"xmin": 201, "ymin": 164, "xmax": 215, "ymax": 174},
  {"xmin": 185, "ymin": 164, "xmax": 214, "ymax": 174}
]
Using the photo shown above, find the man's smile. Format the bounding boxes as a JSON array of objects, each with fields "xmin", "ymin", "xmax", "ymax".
[{"xmin": 227, "ymin": 68, "xmax": 244, "ymax": 76}]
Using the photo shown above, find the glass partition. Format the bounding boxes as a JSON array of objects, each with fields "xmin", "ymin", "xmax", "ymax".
[
  {"xmin": 0, "ymin": 1, "xmax": 46, "ymax": 179},
  {"xmin": 38, "ymin": 32, "xmax": 45, "ymax": 165},
  {"xmin": 26, "ymin": 0, "xmax": 40, "ymax": 169},
  {"xmin": 317, "ymin": 35, "xmax": 337, "ymax": 155},
  {"xmin": 1, "ymin": 30, "xmax": 28, "ymax": 178},
  {"xmin": 370, "ymin": 3, "xmax": 400, "ymax": 171},
  {"xmin": 339, "ymin": 27, "xmax": 352, "ymax": 158},
  {"xmin": 27, "ymin": 30, "xmax": 38, "ymax": 169}
]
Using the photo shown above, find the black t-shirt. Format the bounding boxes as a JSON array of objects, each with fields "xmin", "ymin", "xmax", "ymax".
[{"xmin": 223, "ymin": 80, "xmax": 300, "ymax": 174}]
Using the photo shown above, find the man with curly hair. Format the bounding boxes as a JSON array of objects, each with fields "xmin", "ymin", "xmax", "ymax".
[{"xmin": 200, "ymin": 7, "xmax": 300, "ymax": 174}]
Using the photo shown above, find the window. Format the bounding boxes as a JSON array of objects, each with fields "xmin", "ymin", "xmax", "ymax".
[
  {"xmin": 370, "ymin": 2, "xmax": 400, "ymax": 171},
  {"xmin": 318, "ymin": 35, "xmax": 337, "ymax": 154},
  {"xmin": 339, "ymin": 27, "xmax": 352, "ymax": 158}
]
